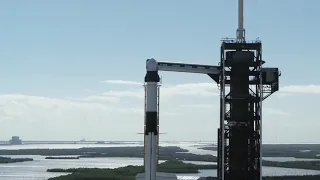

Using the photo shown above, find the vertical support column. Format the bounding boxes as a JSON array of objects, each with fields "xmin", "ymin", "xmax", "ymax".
[
  {"xmin": 144, "ymin": 59, "xmax": 160, "ymax": 180},
  {"xmin": 258, "ymin": 48, "xmax": 263, "ymax": 180},
  {"xmin": 217, "ymin": 128, "xmax": 221, "ymax": 180},
  {"xmin": 253, "ymin": 46, "xmax": 263, "ymax": 180},
  {"xmin": 219, "ymin": 45, "xmax": 226, "ymax": 180}
]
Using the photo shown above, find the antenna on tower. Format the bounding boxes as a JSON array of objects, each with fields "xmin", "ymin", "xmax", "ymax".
[{"xmin": 236, "ymin": 0, "xmax": 245, "ymax": 42}]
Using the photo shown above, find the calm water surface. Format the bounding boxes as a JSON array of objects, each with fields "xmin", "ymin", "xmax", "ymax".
[{"xmin": 0, "ymin": 142, "xmax": 319, "ymax": 180}]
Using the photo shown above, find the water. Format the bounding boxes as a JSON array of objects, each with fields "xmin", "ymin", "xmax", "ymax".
[
  {"xmin": 0, "ymin": 142, "xmax": 319, "ymax": 180},
  {"xmin": 177, "ymin": 167, "xmax": 320, "ymax": 178},
  {"xmin": 263, "ymin": 157, "xmax": 320, "ymax": 162}
]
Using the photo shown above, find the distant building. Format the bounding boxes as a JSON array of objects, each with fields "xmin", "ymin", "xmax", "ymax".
[
  {"xmin": 96, "ymin": 141, "xmax": 105, "ymax": 144},
  {"xmin": 9, "ymin": 136, "xmax": 22, "ymax": 145}
]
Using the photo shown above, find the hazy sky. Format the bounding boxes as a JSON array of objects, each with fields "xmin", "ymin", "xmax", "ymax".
[{"xmin": 0, "ymin": 0, "xmax": 318, "ymax": 143}]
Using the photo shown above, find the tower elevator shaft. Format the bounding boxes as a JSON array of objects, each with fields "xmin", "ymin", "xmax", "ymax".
[{"xmin": 229, "ymin": 51, "xmax": 251, "ymax": 179}]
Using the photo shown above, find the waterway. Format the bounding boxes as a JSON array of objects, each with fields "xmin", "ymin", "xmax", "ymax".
[{"xmin": 0, "ymin": 142, "xmax": 319, "ymax": 180}]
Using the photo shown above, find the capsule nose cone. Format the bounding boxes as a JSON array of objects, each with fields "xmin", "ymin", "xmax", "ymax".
[{"xmin": 146, "ymin": 58, "xmax": 158, "ymax": 71}]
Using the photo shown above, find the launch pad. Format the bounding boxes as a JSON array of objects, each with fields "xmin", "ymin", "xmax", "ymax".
[{"xmin": 141, "ymin": 1, "xmax": 280, "ymax": 180}]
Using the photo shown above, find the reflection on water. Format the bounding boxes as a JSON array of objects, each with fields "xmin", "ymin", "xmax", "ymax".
[
  {"xmin": 178, "ymin": 167, "xmax": 320, "ymax": 177},
  {"xmin": 0, "ymin": 156, "xmax": 144, "ymax": 180},
  {"xmin": 0, "ymin": 143, "xmax": 318, "ymax": 180},
  {"xmin": 1, "ymin": 155, "xmax": 319, "ymax": 180},
  {"xmin": 263, "ymin": 157, "xmax": 320, "ymax": 162}
]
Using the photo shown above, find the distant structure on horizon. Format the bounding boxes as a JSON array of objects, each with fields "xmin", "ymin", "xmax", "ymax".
[
  {"xmin": 9, "ymin": 136, "xmax": 22, "ymax": 145},
  {"xmin": 96, "ymin": 141, "xmax": 105, "ymax": 144}
]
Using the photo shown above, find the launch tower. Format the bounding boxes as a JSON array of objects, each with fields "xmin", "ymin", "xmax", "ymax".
[{"xmin": 217, "ymin": 1, "xmax": 280, "ymax": 180}]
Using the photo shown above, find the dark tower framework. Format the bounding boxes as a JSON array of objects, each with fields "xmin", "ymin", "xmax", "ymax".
[{"xmin": 217, "ymin": 38, "xmax": 280, "ymax": 180}]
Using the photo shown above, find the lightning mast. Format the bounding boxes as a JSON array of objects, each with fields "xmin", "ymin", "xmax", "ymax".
[{"xmin": 237, "ymin": 0, "xmax": 245, "ymax": 41}]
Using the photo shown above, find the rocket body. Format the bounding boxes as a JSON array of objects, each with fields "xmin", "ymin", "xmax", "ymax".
[{"xmin": 144, "ymin": 59, "xmax": 160, "ymax": 180}]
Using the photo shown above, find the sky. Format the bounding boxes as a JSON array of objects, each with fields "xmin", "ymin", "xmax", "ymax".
[{"xmin": 0, "ymin": 0, "xmax": 319, "ymax": 143}]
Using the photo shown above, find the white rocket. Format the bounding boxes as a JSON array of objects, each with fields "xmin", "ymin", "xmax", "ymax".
[{"xmin": 144, "ymin": 58, "xmax": 160, "ymax": 180}]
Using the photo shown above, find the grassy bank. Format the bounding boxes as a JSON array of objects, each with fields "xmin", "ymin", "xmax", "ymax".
[
  {"xmin": 48, "ymin": 160, "xmax": 216, "ymax": 180},
  {"xmin": 0, "ymin": 156, "xmax": 33, "ymax": 163},
  {"xmin": 199, "ymin": 144, "xmax": 320, "ymax": 159},
  {"xmin": 47, "ymin": 159, "xmax": 320, "ymax": 180},
  {"xmin": 0, "ymin": 146, "xmax": 216, "ymax": 162},
  {"xmin": 263, "ymin": 160, "xmax": 320, "ymax": 170}
]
